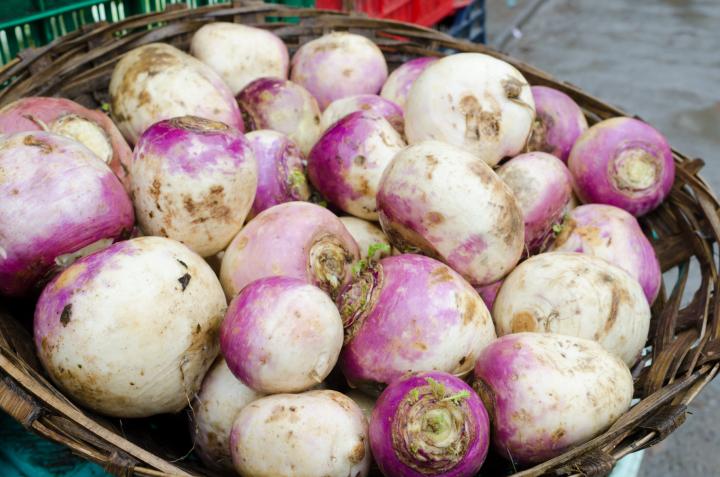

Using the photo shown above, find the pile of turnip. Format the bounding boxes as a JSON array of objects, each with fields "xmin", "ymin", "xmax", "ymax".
[{"xmin": 0, "ymin": 20, "xmax": 680, "ymax": 477}]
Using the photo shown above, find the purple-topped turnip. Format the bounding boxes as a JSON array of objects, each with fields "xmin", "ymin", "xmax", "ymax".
[
  {"xmin": 109, "ymin": 43, "xmax": 243, "ymax": 144},
  {"xmin": 308, "ymin": 111, "xmax": 405, "ymax": 220},
  {"xmin": 190, "ymin": 23, "xmax": 289, "ymax": 95},
  {"xmin": 377, "ymin": 140, "xmax": 524, "ymax": 286},
  {"xmin": 497, "ymin": 152, "xmax": 574, "ymax": 254},
  {"xmin": 0, "ymin": 132, "xmax": 133, "ymax": 297},
  {"xmin": 290, "ymin": 32, "xmax": 388, "ymax": 109},
  {"xmin": 380, "ymin": 57, "xmax": 438, "ymax": 110},
  {"xmin": 337, "ymin": 254, "xmax": 496, "ymax": 393},
  {"xmin": 526, "ymin": 86, "xmax": 588, "ymax": 162},
  {"xmin": 339, "ymin": 217, "xmax": 392, "ymax": 260},
  {"xmin": 130, "ymin": 116, "xmax": 257, "ymax": 257},
  {"xmin": 568, "ymin": 117, "xmax": 675, "ymax": 216},
  {"xmin": 34, "ymin": 236, "xmax": 226, "ymax": 417},
  {"xmin": 493, "ymin": 252, "xmax": 650, "ymax": 365},
  {"xmin": 191, "ymin": 357, "xmax": 264, "ymax": 471},
  {"xmin": 230, "ymin": 390, "xmax": 371, "ymax": 477},
  {"xmin": 473, "ymin": 333, "xmax": 633, "ymax": 465},
  {"xmin": 0, "ymin": 97, "xmax": 133, "ymax": 186},
  {"xmin": 246, "ymin": 129, "xmax": 310, "ymax": 218},
  {"xmin": 321, "ymin": 94, "xmax": 404, "ymax": 135},
  {"xmin": 370, "ymin": 371, "xmax": 490, "ymax": 477},
  {"xmin": 220, "ymin": 276, "xmax": 343, "ymax": 393},
  {"xmin": 405, "ymin": 53, "xmax": 535, "ymax": 166},
  {"xmin": 220, "ymin": 201, "xmax": 360, "ymax": 299},
  {"xmin": 549, "ymin": 204, "xmax": 661, "ymax": 303},
  {"xmin": 237, "ymin": 77, "xmax": 322, "ymax": 155}
]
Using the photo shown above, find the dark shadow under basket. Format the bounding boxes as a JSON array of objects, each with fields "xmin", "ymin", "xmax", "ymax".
[{"xmin": 2, "ymin": 2, "xmax": 720, "ymax": 476}]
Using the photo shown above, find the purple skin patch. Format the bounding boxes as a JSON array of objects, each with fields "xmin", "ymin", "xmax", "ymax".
[
  {"xmin": 550, "ymin": 203, "xmax": 661, "ymax": 303},
  {"xmin": 33, "ymin": 240, "xmax": 138, "ymax": 346},
  {"xmin": 473, "ymin": 334, "xmax": 573, "ymax": 464},
  {"xmin": 307, "ymin": 112, "xmax": 382, "ymax": 213},
  {"xmin": 134, "ymin": 116, "xmax": 252, "ymax": 179},
  {"xmin": 528, "ymin": 86, "xmax": 588, "ymax": 162},
  {"xmin": 246, "ymin": 131, "xmax": 309, "ymax": 219},
  {"xmin": 0, "ymin": 132, "xmax": 134, "ymax": 296},
  {"xmin": 338, "ymin": 254, "xmax": 485, "ymax": 388},
  {"xmin": 476, "ymin": 280, "xmax": 503, "ymax": 311},
  {"xmin": 381, "ymin": 57, "xmax": 438, "ymax": 110},
  {"xmin": 568, "ymin": 117, "xmax": 675, "ymax": 216},
  {"xmin": 369, "ymin": 371, "xmax": 490, "ymax": 477},
  {"xmin": 220, "ymin": 276, "xmax": 304, "ymax": 389}
]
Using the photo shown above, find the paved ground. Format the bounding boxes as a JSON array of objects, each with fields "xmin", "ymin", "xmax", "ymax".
[{"xmin": 484, "ymin": 0, "xmax": 720, "ymax": 475}]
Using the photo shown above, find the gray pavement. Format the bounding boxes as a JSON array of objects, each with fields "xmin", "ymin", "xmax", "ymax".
[{"xmin": 483, "ymin": 0, "xmax": 720, "ymax": 475}]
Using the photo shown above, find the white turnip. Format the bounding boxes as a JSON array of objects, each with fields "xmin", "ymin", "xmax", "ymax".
[
  {"xmin": 230, "ymin": 390, "xmax": 370, "ymax": 477},
  {"xmin": 493, "ymin": 252, "xmax": 651, "ymax": 365},
  {"xmin": 405, "ymin": 53, "xmax": 535, "ymax": 166},
  {"xmin": 130, "ymin": 116, "xmax": 257, "ymax": 257},
  {"xmin": 220, "ymin": 276, "xmax": 343, "ymax": 393},
  {"xmin": 109, "ymin": 43, "xmax": 243, "ymax": 144},
  {"xmin": 473, "ymin": 333, "xmax": 633, "ymax": 465},
  {"xmin": 190, "ymin": 23, "xmax": 289, "ymax": 94},
  {"xmin": 290, "ymin": 32, "xmax": 388, "ymax": 109},
  {"xmin": 34, "ymin": 236, "xmax": 226, "ymax": 417},
  {"xmin": 377, "ymin": 140, "xmax": 524, "ymax": 286}
]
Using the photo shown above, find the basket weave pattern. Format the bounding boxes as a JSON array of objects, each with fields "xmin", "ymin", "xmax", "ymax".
[{"xmin": 1, "ymin": 2, "xmax": 719, "ymax": 476}]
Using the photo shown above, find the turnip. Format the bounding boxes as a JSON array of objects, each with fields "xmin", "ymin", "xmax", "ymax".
[
  {"xmin": 405, "ymin": 53, "xmax": 534, "ymax": 166},
  {"xmin": 493, "ymin": 252, "xmax": 650, "ymax": 365},
  {"xmin": 549, "ymin": 204, "xmax": 661, "ymax": 303},
  {"xmin": 337, "ymin": 254, "xmax": 496, "ymax": 393},
  {"xmin": 321, "ymin": 94, "xmax": 404, "ymax": 135},
  {"xmin": 475, "ymin": 279, "xmax": 503, "ymax": 312},
  {"xmin": 34, "ymin": 236, "xmax": 226, "ymax": 417},
  {"xmin": 0, "ymin": 96, "xmax": 133, "ymax": 185},
  {"xmin": 237, "ymin": 77, "xmax": 322, "ymax": 155},
  {"xmin": 245, "ymin": 129, "xmax": 310, "ymax": 219},
  {"xmin": 377, "ymin": 140, "xmax": 524, "ymax": 286},
  {"xmin": 220, "ymin": 201, "xmax": 360, "ymax": 299},
  {"xmin": 290, "ymin": 32, "xmax": 388, "ymax": 109},
  {"xmin": 568, "ymin": 117, "xmax": 675, "ymax": 216},
  {"xmin": 496, "ymin": 152, "xmax": 574, "ymax": 254},
  {"xmin": 0, "ymin": 132, "xmax": 133, "ymax": 297},
  {"xmin": 130, "ymin": 116, "xmax": 257, "ymax": 257},
  {"xmin": 230, "ymin": 390, "xmax": 370, "ymax": 477},
  {"xmin": 526, "ymin": 86, "xmax": 588, "ymax": 162},
  {"xmin": 220, "ymin": 276, "xmax": 343, "ymax": 393},
  {"xmin": 380, "ymin": 57, "xmax": 438, "ymax": 110},
  {"xmin": 191, "ymin": 357, "xmax": 263, "ymax": 471},
  {"xmin": 473, "ymin": 333, "xmax": 633, "ymax": 465},
  {"xmin": 369, "ymin": 371, "xmax": 490, "ymax": 477},
  {"xmin": 339, "ymin": 217, "xmax": 392, "ymax": 260},
  {"xmin": 190, "ymin": 23, "xmax": 289, "ymax": 95},
  {"xmin": 308, "ymin": 111, "xmax": 405, "ymax": 220},
  {"xmin": 109, "ymin": 43, "xmax": 243, "ymax": 144}
]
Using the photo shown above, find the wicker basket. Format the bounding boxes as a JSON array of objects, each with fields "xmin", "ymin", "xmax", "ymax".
[{"xmin": 1, "ymin": 2, "xmax": 719, "ymax": 476}]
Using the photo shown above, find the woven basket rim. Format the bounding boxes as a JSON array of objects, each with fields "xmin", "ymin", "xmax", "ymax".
[{"xmin": 1, "ymin": 2, "xmax": 719, "ymax": 476}]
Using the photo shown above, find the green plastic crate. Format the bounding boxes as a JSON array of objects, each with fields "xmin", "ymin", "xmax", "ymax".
[{"xmin": 0, "ymin": 0, "xmax": 314, "ymax": 65}]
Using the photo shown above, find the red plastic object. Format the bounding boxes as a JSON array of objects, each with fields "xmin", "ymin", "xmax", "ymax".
[{"xmin": 315, "ymin": 0, "xmax": 458, "ymax": 27}]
